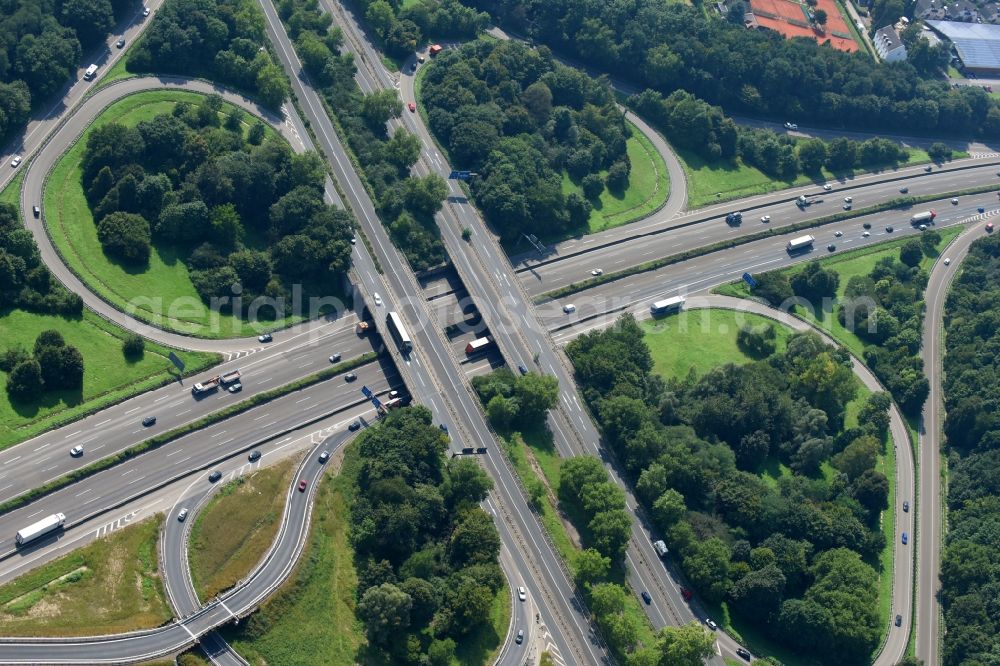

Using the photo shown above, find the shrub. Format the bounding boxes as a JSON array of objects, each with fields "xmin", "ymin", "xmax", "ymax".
[{"xmin": 122, "ymin": 333, "xmax": 146, "ymax": 360}]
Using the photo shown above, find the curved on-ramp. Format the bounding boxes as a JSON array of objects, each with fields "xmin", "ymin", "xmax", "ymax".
[
  {"xmin": 0, "ymin": 427, "xmax": 340, "ymax": 664},
  {"xmin": 18, "ymin": 75, "xmax": 335, "ymax": 353},
  {"xmin": 916, "ymin": 222, "xmax": 987, "ymax": 664}
]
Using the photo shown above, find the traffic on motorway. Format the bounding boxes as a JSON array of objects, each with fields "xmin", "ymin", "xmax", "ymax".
[{"xmin": 0, "ymin": 0, "xmax": 993, "ymax": 663}]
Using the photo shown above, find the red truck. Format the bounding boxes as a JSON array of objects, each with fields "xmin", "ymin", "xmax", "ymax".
[
  {"xmin": 465, "ymin": 337, "xmax": 492, "ymax": 355},
  {"xmin": 429, "ymin": 44, "xmax": 443, "ymax": 57}
]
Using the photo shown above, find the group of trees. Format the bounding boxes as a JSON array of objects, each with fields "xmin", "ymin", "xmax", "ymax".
[
  {"xmin": 472, "ymin": 367, "xmax": 559, "ymax": 430},
  {"xmin": 81, "ymin": 94, "xmax": 353, "ymax": 318},
  {"xmin": 278, "ymin": 0, "xmax": 448, "ymax": 271},
  {"xmin": 0, "ymin": 0, "xmax": 135, "ymax": 139},
  {"xmin": 127, "ymin": 0, "xmax": 290, "ymax": 108},
  {"xmin": 466, "ymin": 0, "xmax": 1000, "ymax": 137},
  {"xmin": 0, "ymin": 203, "xmax": 83, "ymax": 316},
  {"xmin": 940, "ymin": 233, "xmax": 1000, "ymax": 666},
  {"xmin": 422, "ymin": 40, "xmax": 632, "ymax": 241},
  {"xmin": 1, "ymin": 330, "xmax": 84, "ymax": 402},
  {"xmin": 631, "ymin": 89, "xmax": 909, "ymax": 181},
  {"xmin": 348, "ymin": 407, "xmax": 502, "ymax": 664},
  {"xmin": 356, "ymin": 0, "xmax": 488, "ymax": 58},
  {"xmin": 752, "ymin": 235, "xmax": 939, "ymax": 415},
  {"xmin": 566, "ymin": 315, "xmax": 890, "ymax": 663}
]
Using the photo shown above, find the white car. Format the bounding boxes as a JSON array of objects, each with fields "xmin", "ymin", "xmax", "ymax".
[
  {"xmin": 142, "ymin": 7, "xmax": 150, "ymax": 16},
  {"xmin": 562, "ymin": 304, "xmax": 576, "ymax": 314},
  {"xmin": 862, "ymin": 231, "xmax": 871, "ymax": 237},
  {"xmin": 706, "ymin": 618, "xmax": 719, "ymax": 631},
  {"xmin": 591, "ymin": 268, "xmax": 603, "ymax": 276},
  {"xmin": 823, "ymin": 183, "xmax": 832, "ymax": 191},
  {"xmin": 944, "ymin": 257, "xmax": 951, "ymax": 265},
  {"xmin": 784, "ymin": 122, "xmax": 798, "ymax": 130},
  {"xmin": 10, "ymin": 155, "xmax": 21, "ymax": 168},
  {"xmin": 760, "ymin": 215, "xmax": 771, "ymax": 223},
  {"xmin": 177, "ymin": 508, "xmax": 189, "ymax": 522},
  {"xmin": 843, "ymin": 196, "xmax": 852, "ymax": 203},
  {"xmin": 373, "ymin": 292, "xmax": 382, "ymax": 306},
  {"xmin": 951, "ymin": 197, "xmax": 959, "ymax": 204},
  {"xmin": 517, "ymin": 586, "xmax": 527, "ymax": 601},
  {"xmin": 834, "ymin": 231, "xmax": 843, "ymax": 237},
  {"xmin": 70, "ymin": 445, "xmax": 84, "ymax": 457}
]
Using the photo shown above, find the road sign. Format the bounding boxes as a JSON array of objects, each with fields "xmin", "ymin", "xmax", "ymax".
[
  {"xmin": 742, "ymin": 272, "xmax": 758, "ymax": 289},
  {"xmin": 449, "ymin": 170, "xmax": 473, "ymax": 181},
  {"xmin": 372, "ymin": 396, "xmax": 383, "ymax": 412},
  {"xmin": 361, "ymin": 385, "xmax": 373, "ymax": 399},
  {"xmin": 168, "ymin": 351, "xmax": 185, "ymax": 372}
]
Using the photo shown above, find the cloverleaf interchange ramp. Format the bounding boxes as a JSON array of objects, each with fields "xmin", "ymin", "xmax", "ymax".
[{"xmin": 0, "ymin": 0, "xmax": 980, "ymax": 660}]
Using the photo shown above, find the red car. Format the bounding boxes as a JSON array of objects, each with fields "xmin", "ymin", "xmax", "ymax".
[
  {"xmin": 407, "ymin": 102, "xmax": 416, "ymax": 113},
  {"xmin": 298, "ymin": 479, "xmax": 308, "ymax": 492},
  {"xmin": 681, "ymin": 587, "xmax": 693, "ymax": 601},
  {"xmin": 987, "ymin": 222, "xmax": 994, "ymax": 233}
]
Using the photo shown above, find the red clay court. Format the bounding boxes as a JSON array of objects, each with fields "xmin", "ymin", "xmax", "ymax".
[{"xmin": 749, "ymin": 0, "xmax": 859, "ymax": 52}]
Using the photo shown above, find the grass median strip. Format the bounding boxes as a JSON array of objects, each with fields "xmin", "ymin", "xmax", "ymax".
[
  {"xmin": 189, "ymin": 458, "xmax": 297, "ymax": 601},
  {"xmin": 0, "ymin": 352, "xmax": 377, "ymax": 517},
  {"xmin": 538, "ymin": 185, "xmax": 1000, "ymax": 303}
]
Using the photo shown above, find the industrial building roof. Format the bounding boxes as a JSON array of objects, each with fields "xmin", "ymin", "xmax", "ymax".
[{"xmin": 927, "ymin": 20, "xmax": 1000, "ymax": 69}]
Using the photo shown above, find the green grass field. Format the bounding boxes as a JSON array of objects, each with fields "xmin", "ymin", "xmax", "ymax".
[
  {"xmin": 0, "ymin": 309, "xmax": 217, "ymax": 451},
  {"xmin": 44, "ymin": 90, "xmax": 298, "ymax": 339},
  {"xmin": 0, "ymin": 171, "xmax": 23, "ymax": 208},
  {"xmin": 642, "ymin": 309, "xmax": 794, "ymax": 379},
  {"xmin": 0, "ymin": 515, "xmax": 170, "ymax": 636},
  {"xmin": 561, "ymin": 126, "xmax": 670, "ymax": 235},
  {"xmin": 189, "ymin": 458, "xmax": 297, "ymax": 600},
  {"xmin": 680, "ymin": 146, "xmax": 946, "ymax": 209},
  {"xmin": 715, "ymin": 227, "xmax": 962, "ymax": 358}
]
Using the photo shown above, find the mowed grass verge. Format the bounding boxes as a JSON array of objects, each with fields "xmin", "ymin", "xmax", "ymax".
[
  {"xmin": 641, "ymin": 308, "xmax": 794, "ymax": 379},
  {"xmin": 189, "ymin": 458, "xmax": 297, "ymax": 600},
  {"xmin": 0, "ymin": 515, "xmax": 171, "ymax": 636},
  {"xmin": 44, "ymin": 90, "xmax": 298, "ymax": 339},
  {"xmin": 680, "ymin": 146, "xmax": 950, "ymax": 209},
  {"xmin": 715, "ymin": 226, "xmax": 962, "ymax": 358},
  {"xmin": 223, "ymin": 449, "xmax": 364, "ymax": 664},
  {"xmin": 0, "ymin": 309, "xmax": 216, "ymax": 451},
  {"xmin": 561, "ymin": 125, "xmax": 670, "ymax": 235}
]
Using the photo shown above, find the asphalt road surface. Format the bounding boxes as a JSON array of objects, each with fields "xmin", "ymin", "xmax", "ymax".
[
  {"xmin": 917, "ymin": 225, "xmax": 983, "ymax": 664},
  {"xmin": 0, "ymin": 360, "xmax": 396, "ymax": 560},
  {"xmin": 259, "ymin": 3, "xmax": 602, "ymax": 663},
  {"xmin": 0, "ymin": 407, "xmax": 358, "ymax": 663},
  {"xmin": 0, "ymin": 1, "xmax": 166, "ymax": 192},
  {"xmin": 518, "ymin": 169, "xmax": 1000, "ymax": 291},
  {"xmin": 0, "ymin": 318, "xmax": 371, "ymax": 505}
]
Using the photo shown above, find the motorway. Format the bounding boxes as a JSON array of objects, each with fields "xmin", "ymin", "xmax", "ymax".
[
  {"xmin": 257, "ymin": 2, "xmax": 603, "ymax": 663},
  {"xmin": 0, "ymin": 1, "xmax": 988, "ymax": 663},
  {"xmin": 0, "ymin": 359, "xmax": 397, "ymax": 559},
  {"xmin": 539, "ymin": 201, "xmax": 997, "ymax": 332},
  {"xmin": 516, "ymin": 165, "xmax": 1000, "ymax": 292},
  {"xmin": 0, "ymin": 316, "xmax": 369, "ymax": 505},
  {"xmin": 18, "ymin": 74, "xmax": 337, "ymax": 351},
  {"xmin": 0, "ymin": 406, "xmax": 333, "ymax": 664}
]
